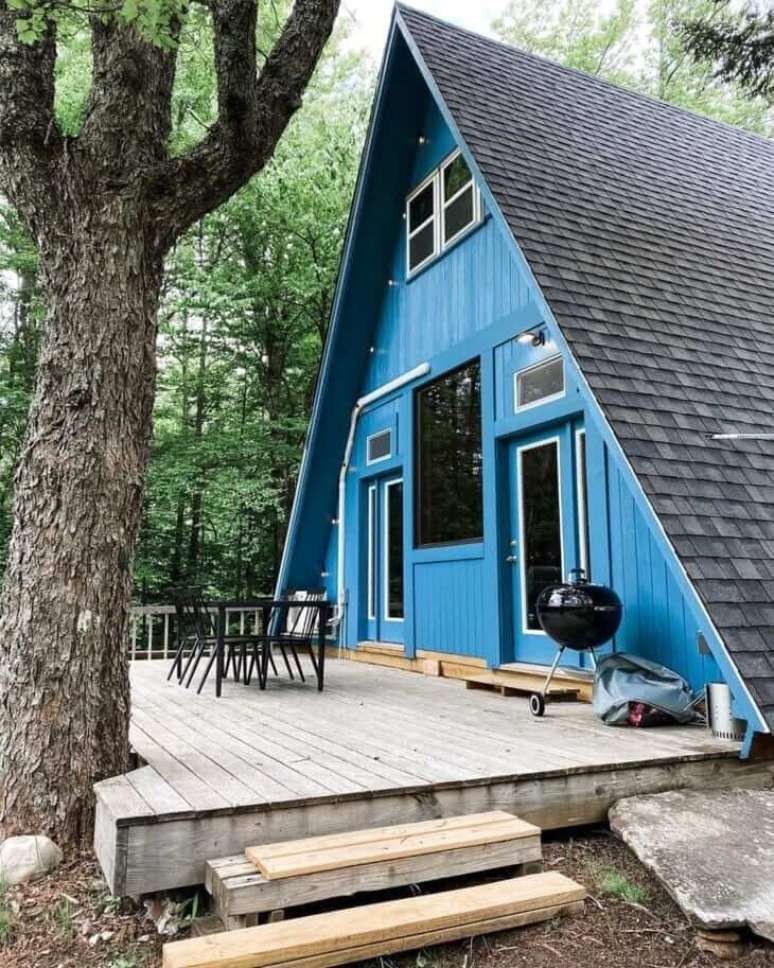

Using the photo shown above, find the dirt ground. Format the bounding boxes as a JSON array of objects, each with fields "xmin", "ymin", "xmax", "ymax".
[{"xmin": 1, "ymin": 827, "xmax": 772, "ymax": 968}]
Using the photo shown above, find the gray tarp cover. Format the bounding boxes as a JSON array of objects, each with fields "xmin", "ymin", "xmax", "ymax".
[{"xmin": 593, "ymin": 652, "xmax": 701, "ymax": 725}]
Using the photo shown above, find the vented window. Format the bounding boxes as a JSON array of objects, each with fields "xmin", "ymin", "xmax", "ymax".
[
  {"xmin": 367, "ymin": 429, "xmax": 392, "ymax": 464},
  {"xmin": 515, "ymin": 356, "xmax": 565, "ymax": 411}
]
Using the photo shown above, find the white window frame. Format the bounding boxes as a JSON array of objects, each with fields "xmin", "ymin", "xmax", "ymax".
[
  {"xmin": 383, "ymin": 477, "xmax": 404, "ymax": 623},
  {"xmin": 440, "ymin": 149, "xmax": 482, "ymax": 249},
  {"xmin": 367, "ymin": 484, "xmax": 377, "ymax": 621},
  {"xmin": 514, "ymin": 355, "xmax": 566, "ymax": 413},
  {"xmin": 366, "ymin": 428, "xmax": 392, "ymax": 466},
  {"xmin": 517, "ymin": 437, "xmax": 564, "ymax": 636},
  {"xmin": 405, "ymin": 171, "xmax": 439, "ymax": 277},
  {"xmin": 575, "ymin": 429, "xmax": 590, "ymax": 579}
]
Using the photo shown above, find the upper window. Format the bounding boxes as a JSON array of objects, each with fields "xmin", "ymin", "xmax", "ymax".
[
  {"xmin": 442, "ymin": 152, "xmax": 477, "ymax": 245},
  {"xmin": 367, "ymin": 428, "xmax": 392, "ymax": 465},
  {"xmin": 515, "ymin": 356, "xmax": 565, "ymax": 412},
  {"xmin": 407, "ymin": 174, "xmax": 438, "ymax": 274},
  {"xmin": 415, "ymin": 360, "xmax": 483, "ymax": 547},
  {"xmin": 406, "ymin": 150, "xmax": 481, "ymax": 276}
]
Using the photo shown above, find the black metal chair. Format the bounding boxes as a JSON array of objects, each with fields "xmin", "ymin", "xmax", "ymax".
[
  {"xmin": 168, "ymin": 587, "xmax": 276, "ymax": 694},
  {"xmin": 266, "ymin": 591, "xmax": 326, "ymax": 686}
]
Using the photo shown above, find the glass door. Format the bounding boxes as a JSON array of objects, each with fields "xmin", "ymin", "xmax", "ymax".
[
  {"xmin": 363, "ymin": 476, "xmax": 405, "ymax": 644},
  {"xmin": 507, "ymin": 428, "xmax": 581, "ymax": 665}
]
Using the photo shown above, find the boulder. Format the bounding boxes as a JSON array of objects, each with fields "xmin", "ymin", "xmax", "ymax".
[{"xmin": 0, "ymin": 835, "xmax": 63, "ymax": 886}]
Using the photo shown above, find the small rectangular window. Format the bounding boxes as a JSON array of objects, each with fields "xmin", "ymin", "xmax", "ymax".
[
  {"xmin": 367, "ymin": 429, "xmax": 392, "ymax": 465},
  {"xmin": 442, "ymin": 151, "xmax": 478, "ymax": 245},
  {"xmin": 515, "ymin": 356, "xmax": 565, "ymax": 411},
  {"xmin": 406, "ymin": 175, "xmax": 438, "ymax": 274},
  {"xmin": 384, "ymin": 479, "xmax": 404, "ymax": 620}
]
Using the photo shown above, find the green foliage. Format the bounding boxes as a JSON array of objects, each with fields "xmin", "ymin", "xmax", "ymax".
[
  {"xmin": 10, "ymin": 0, "xmax": 188, "ymax": 46},
  {"xmin": 597, "ymin": 868, "xmax": 650, "ymax": 904},
  {"xmin": 680, "ymin": 2, "xmax": 774, "ymax": 100},
  {"xmin": 52, "ymin": 896, "xmax": 75, "ymax": 937},
  {"xmin": 493, "ymin": 0, "xmax": 773, "ymax": 135}
]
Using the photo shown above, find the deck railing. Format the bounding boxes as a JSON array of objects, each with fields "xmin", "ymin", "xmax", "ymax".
[{"xmin": 128, "ymin": 603, "xmax": 264, "ymax": 661}]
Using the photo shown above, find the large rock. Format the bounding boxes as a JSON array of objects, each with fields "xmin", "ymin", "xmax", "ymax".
[
  {"xmin": 0, "ymin": 835, "xmax": 63, "ymax": 886},
  {"xmin": 610, "ymin": 789, "xmax": 774, "ymax": 941}
]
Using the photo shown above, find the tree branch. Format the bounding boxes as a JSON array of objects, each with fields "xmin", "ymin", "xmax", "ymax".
[
  {"xmin": 149, "ymin": 0, "xmax": 340, "ymax": 248},
  {"xmin": 0, "ymin": 0, "xmax": 60, "ymax": 234}
]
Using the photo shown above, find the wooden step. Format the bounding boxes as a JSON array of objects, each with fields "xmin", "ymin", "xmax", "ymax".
[
  {"xmin": 209, "ymin": 820, "xmax": 541, "ymax": 928},
  {"xmin": 245, "ymin": 811, "xmax": 538, "ymax": 880},
  {"xmin": 163, "ymin": 872, "xmax": 586, "ymax": 968}
]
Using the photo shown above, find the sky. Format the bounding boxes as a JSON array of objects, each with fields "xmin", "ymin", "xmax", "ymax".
[{"xmin": 341, "ymin": 0, "xmax": 504, "ymax": 62}]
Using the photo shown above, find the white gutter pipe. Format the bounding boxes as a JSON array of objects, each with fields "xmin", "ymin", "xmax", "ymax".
[{"xmin": 335, "ymin": 362, "xmax": 431, "ymax": 629}]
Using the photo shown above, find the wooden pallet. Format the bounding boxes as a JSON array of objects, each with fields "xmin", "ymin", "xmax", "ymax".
[
  {"xmin": 164, "ymin": 872, "xmax": 586, "ymax": 968},
  {"xmin": 208, "ymin": 812, "xmax": 542, "ymax": 929}
]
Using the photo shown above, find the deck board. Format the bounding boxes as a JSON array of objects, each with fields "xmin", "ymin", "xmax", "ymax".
[{"xmin": 95, "ymin": 658, "xmax": 774, "ymax": 896}]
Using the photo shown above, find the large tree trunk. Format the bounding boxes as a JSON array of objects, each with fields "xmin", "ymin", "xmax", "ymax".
[{"xmin": 0, "ymin": 211, "xmax": 161, "ymax": 847}]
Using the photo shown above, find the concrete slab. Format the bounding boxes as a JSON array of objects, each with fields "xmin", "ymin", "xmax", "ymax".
[{"xmin": 610, "ymin": 788, "xmax": 774, "ymax": 941}]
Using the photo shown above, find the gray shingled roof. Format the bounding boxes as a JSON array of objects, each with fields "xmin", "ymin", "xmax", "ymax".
[{"xmin": 398, "ymin": 4, "xmax": 774, "ymax": 730}]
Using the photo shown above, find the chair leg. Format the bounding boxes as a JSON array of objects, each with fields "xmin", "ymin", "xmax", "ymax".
[
  {"xmin": 184, "ymin": 639, "xmax": 208, "ymax": 689},
  {"xmin": 268, "ymin": 649, "xmax": 278, "ymax": 676},
  {"xmin": 277, "ymin": 642, "xmax": 294, "ymax": 680},
  {"xmin": 167, "ymin": 640, "xmax": 186, "ymax": 681},
  {"xmin": 179, "ymin": 637, "xmax": 202, "ymax": 687},
  {"xmin": 196, "ymin": 645, "xmax": 219, "ymax": 695},
  {"xmin": 290, "ymin": 644, "xmax": 306, "ymax": 683}
]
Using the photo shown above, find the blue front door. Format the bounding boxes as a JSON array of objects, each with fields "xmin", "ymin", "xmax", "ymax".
[
  {"xmin": 507, "ymin": 426, "xmax": 586, "ymax": 666},
  {"xmin": 363, "ymin": 475, "xmax": 405, "ymax": 644}
]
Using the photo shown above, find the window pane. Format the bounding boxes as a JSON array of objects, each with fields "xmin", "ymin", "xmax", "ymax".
[
  {"xmin": 368, "ymin": 430, "xmax": 391, "ymax": 463},
  {"xmin": 444, "ymin": 186, "xmax": 474, "ymax": 242},
  {"xmin": 386, "ymin": 482, "xmax": 404, "ymax": 619},
  {"xmin": 521, "ymin": 442, "xmax": 563, "ymax": 630},
  {"xmin": 368, "ymin": 486, "xmax": 376, "ymax": 620},
  {"xmin": 516, "ymin": 357, "xmax": 564, "ymax": 409},
  {"xmin": 444, "ymin": 154, "xmax": 472, "ymax": 200},
  {"xmin": 416, "ymin": 361, "xmax": 483, "ymax": 546},
  {"xmin": 408, "ymin": 182, "xmax": 434, "ymax": 232},
  {"xmin": 409, "ymin": 222, "xmax": 435, "ymax": 270}
]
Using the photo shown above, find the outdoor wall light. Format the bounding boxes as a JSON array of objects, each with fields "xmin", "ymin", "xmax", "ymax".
[{"xmin": 517, "ymin": 327, "xmax": 545, "ymax": 347}]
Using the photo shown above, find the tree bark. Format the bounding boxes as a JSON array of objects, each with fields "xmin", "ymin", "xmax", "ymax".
[
  {"xmin": 0, "ymin": 0, "xmax": 340, "ymax": 850},
  {"xmin": 0, "ymin": 204, "xmax": 161, "ymax": 844}
]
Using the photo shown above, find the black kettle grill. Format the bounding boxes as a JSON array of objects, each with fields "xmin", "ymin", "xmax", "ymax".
[{"xmin": 530, "ymin": 570, "xmax": 623, "ymax": 717}]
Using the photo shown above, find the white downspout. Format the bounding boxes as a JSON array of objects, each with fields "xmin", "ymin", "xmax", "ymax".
[{"xmin": 335, "ymin": 362, "xmax": 431, "ymax": 632}]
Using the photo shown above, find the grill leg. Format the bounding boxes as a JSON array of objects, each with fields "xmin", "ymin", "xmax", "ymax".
[{"xmin": 541, "ymin": 646, "xmax": 565, "ymax": 697}]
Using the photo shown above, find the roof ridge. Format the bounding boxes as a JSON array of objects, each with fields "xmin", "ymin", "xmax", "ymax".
[{"xmin": 395, "ymin": 1, "xmax": 774, "ymax": 154}]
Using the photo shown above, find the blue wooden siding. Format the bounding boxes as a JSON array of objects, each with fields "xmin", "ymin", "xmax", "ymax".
[{"xmin": 289, "ymin": 19, "xmax": 745, "ymax": 725}]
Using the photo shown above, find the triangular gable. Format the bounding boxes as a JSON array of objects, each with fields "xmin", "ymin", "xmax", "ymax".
[{"xmin": 280, "ymin": 3, "xmax": 771, "ymax": 741}]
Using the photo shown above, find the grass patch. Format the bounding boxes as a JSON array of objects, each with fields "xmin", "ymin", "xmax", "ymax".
[
  {"xmin": 53, "ymin": 896, "xmax": 76, "ymax": 937},
  {"xmin": 597, "ymin": 869, "xmax": 650, "ymax": 905},
  {"xmin": 107, "ymin": 957, "xmax": 138, "ymax": 968},
  {"xmin": 0, "ymin": 880, "xmax": 13, "ymax": 946}
]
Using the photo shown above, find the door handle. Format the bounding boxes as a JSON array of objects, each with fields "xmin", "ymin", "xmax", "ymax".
[{"xmin": 505, "ymin": 555, "xmax": 518, "ymax": 563}]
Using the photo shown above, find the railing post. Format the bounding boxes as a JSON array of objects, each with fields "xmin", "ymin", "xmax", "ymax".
[{"xmin": 163, "ymin": 613, "xmax": 170, "ymax": 659}]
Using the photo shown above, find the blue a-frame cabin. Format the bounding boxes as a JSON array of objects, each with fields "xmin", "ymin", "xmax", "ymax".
[{"xmin": 277, "ymin": 5, "xmax": 774, "ymax": 754}]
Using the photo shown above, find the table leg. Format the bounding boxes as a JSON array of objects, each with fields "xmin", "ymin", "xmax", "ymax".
[
  {"xmin": 260, "ymin": 604, "xmax": 271, "ymax": 690},
  {"xmin": 317, "ymin": 604, "xmax": 328, "ymax": 692},
  {"xmin": 216, "ymin": 605, "xmax": 225, "ymax": 698}
]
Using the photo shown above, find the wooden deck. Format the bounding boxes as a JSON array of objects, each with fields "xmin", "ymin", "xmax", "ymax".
[{"xmin": 95, "ymin": 659, "xmax": 774, "ymax": 897}]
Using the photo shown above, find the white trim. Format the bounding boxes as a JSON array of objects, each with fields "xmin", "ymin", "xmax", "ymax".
[
  {"xmin": 575, "ymin": 429, "xmax": 589, "ymax": 578},
  {"xmin": 383, "ymin": 477, "xmax": 405, "ymax": 622},
  {"xmin": 367, "ymin": 484, "xmax": 377, "ymax": 621},
  {"xmin": 516, "ymin": 436, "xmax": 564, "ymax": 637},
  {"xmin": 406, "ymin": 170, "xmax": 439, "ymax": 277},
  {"xmin": 514, "ymin": 355, "xmax": 565, "ymax": 413},
  {"xmin": 366, "ymin": 428, "xmax": 392, "ymax": 465},
  {"xmin": 440, "ymin": 149, "xmax": 482, "ymax": 248}
]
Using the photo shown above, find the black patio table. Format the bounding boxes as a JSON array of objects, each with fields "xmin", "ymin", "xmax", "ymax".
[{"xmin": 211, "ymin": 597, "xmax": 332, "ymax": 698}]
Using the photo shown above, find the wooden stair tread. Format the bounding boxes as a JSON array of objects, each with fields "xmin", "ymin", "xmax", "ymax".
[
  {"xmin": 245, "ymin": 812, "xmax": 538, "ymax": 880},
  {"xmin": 164, "ymin": 872, "xmax": 586, "ymax": 968}
]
